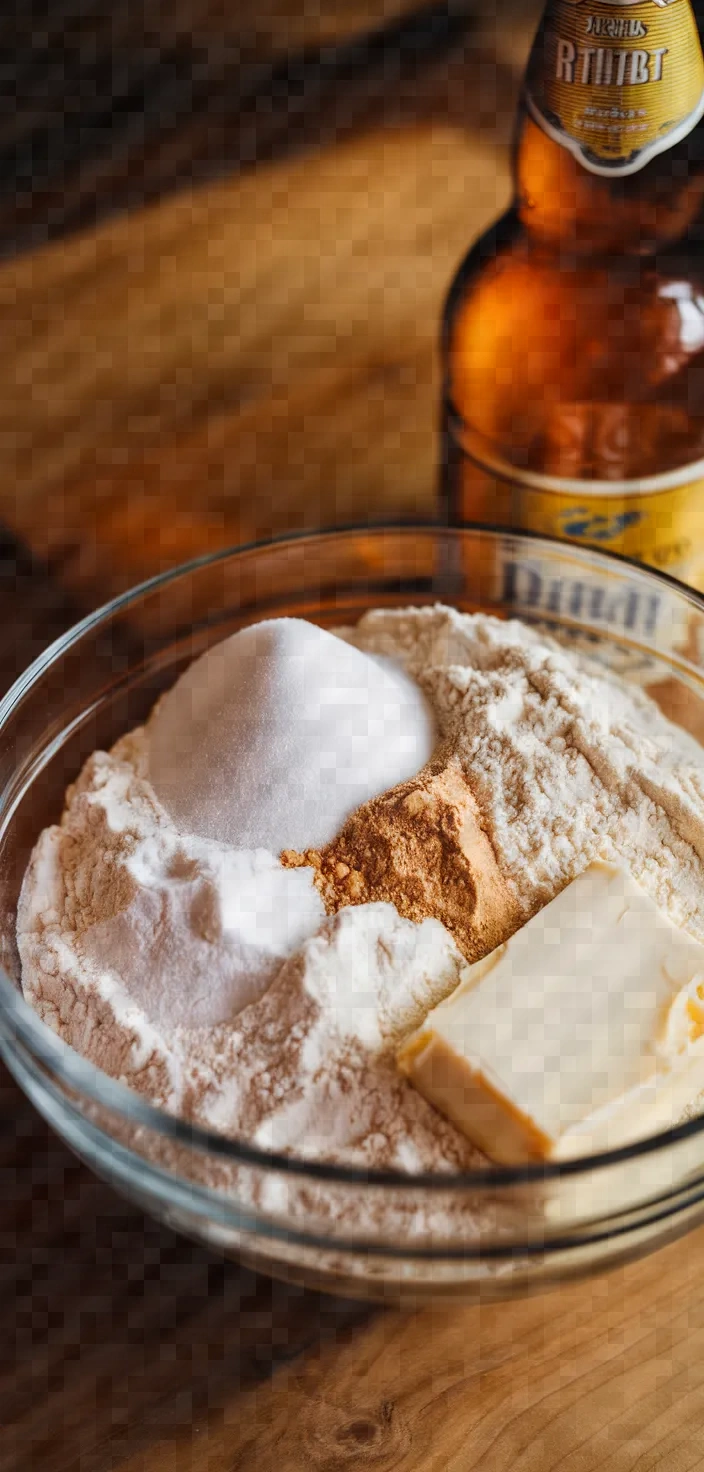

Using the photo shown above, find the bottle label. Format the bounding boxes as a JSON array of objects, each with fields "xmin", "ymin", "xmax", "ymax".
[
  {"xmin": 507, "ymin": 473, "xmax": 704, "ymax": 587},
  {"xmin": 525, "ymin": 0, "xmax": 704, "ymax": 176},
  {"xmin": 488, "ymin": 545, "xmax": 688, "ymax": 682},
  {"xmin": 448, "ymin": 430, "xmax": 704, "ymax": 591}
]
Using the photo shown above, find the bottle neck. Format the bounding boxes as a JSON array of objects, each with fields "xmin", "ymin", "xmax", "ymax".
[{"xmin": 516, "ymin": 0, "xmax": 704, "ymax": 253}]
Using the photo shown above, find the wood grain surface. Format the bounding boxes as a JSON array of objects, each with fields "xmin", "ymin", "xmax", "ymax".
[
  {"xmin": 6, "ymin": 1023, "xmax": 704, "ymax": 1472},
  {"xmin": 9, "ymin": 4, "xmax": 704, "ymax": 1470},
  {"xmin": 0, "ymin": 0, "xmax": 540, "ymax": 603}
]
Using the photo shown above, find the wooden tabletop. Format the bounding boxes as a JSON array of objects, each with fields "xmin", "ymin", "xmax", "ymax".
[{"xmin": 7, "ymin": 4, "xmax": 704, "ymax": 1468}]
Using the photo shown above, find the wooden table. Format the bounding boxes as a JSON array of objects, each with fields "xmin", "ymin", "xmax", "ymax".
[{"xmin": 6, "ymin": 4, "xmax": 704, "ymax": 1468}]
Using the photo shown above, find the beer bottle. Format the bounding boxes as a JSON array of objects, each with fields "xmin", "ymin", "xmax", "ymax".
[{"xmin": 440, "ymin": 0, "xmax": 704, "ymax": 588}]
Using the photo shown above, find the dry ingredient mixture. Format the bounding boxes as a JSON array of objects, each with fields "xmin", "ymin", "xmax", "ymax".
[{"xmin": 17, "ymin": 607, "xmax": 704, "ymax": 1182}]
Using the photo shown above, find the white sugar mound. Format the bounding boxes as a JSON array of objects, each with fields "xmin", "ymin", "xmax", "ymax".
[{"xmin": 146, "ymin": 617, "xmax": 436, "ymax": 852}]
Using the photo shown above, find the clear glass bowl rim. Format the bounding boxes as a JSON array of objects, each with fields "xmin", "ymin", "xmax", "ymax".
[{"xmin": 4, "ymin": 520, "xmax": 704, "ymax": 1194}]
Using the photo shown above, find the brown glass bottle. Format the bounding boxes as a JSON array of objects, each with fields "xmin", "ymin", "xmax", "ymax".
[{"xmin": 440, "ymin": 0, "xmax": 704, "ymax": 587}]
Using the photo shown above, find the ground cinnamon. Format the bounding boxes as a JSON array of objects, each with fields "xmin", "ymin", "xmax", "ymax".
[{"xmin": 282, "ymin": 751, "xmax": 521, "ymax": 963}]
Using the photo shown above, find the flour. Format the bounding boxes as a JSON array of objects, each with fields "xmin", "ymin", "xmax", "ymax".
[
  {"xmin": 17, "ymin": 606, "xmax": 704, "ymax": 1186},
  {"xmin": 18, "ymin": 728, "xmax": 326, "ymax": 1109},
  {"xmin": 344, "ymin": 607, "xmax": 704, "ymax": 939},
  {"xmin": 184, "ymin": 904, "xmax": 475, "ymax": 1171}
]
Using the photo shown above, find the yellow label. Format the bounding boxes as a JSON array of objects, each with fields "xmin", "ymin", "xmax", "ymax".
[
  {"xmin": 449, "ymin": 434, "xmax": 704, "ymax": 590},
  {"xmin": 526, "ymin": 0, "xmax": 704, "ymax": 176},
  {"xmin": 510, "ymin": 477, "xmax": 704, "ymax": 587}
]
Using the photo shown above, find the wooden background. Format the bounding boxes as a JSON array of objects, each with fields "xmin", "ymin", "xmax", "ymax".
[
  {"xmin": 8, "ymin": 3, "xmax": 704, "ymax": 1469},
  {"xmin": 0, "ymin": 0, "xmax": 540, "ymax": 601}
]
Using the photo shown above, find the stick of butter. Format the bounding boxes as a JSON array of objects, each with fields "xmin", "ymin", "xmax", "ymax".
[{"xmin": 398, "ymin": 862, "xmax": 704, "ymax": 1164}]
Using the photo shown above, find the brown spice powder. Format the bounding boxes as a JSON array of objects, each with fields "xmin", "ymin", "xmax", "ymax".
[{"xmin": 282, "ymin": 751, "xmax": 521, "ymax": 964}]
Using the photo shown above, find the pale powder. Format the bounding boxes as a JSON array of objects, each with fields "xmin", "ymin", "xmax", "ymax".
[
  {"xmin": 17, "ymin": 606, "xmax": 704, "ymax": 1201},
  {"xmin": 17, "ymin": 727, "xmax": 327, "ymax": 1114},
  {"xmin": 147, "ymin": 617, "xmax": 436, "ymax": 852},
  {"xmin": 342, "ymin": 607, "xmax": 704, "ymax": 941}
]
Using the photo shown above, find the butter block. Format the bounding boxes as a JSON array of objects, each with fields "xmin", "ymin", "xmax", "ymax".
[{"xmin": 398, "ymin": 862, "xmax": 704, "ymax": 1163}]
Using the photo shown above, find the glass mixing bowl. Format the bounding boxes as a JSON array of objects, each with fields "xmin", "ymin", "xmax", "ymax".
[{"xmin": 3, "ymin": 524, "xmax": 704, "ymax": 1306}]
